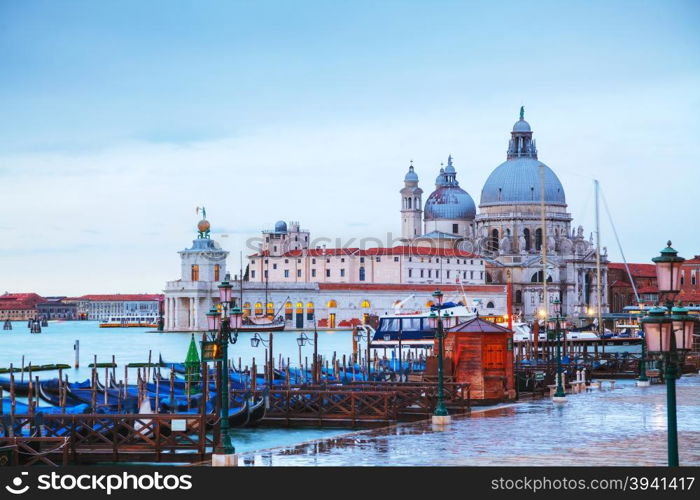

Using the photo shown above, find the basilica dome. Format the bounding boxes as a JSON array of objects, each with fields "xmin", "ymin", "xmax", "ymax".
[
  {"xmin": 480, "ymin": 157, "xmax": 565, "ymax": 207},
  {"xmin": 424, "ymin": 186, "xmax": 476, "ymax": 220},
  {"xmin": 424, "ymin": 156, "xmax": 476, "ymax": 221}
]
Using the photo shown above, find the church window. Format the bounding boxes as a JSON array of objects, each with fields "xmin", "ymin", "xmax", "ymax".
[
  {"xmin": 214, "ymin": 264, "xmax": 220, "ymax": 282},
  {"xmin": 359, "ymin": 267, "xmax": 366, "ymax": 281},
  {"xmin": 681, "ymin": 273, "xmax": 685, "ymax": 285},
  {"xmin": 523, "ymin": 228, "xmax": 531, "ymax": 251},
  {"xmin": 408, "ymin": 269, "xmax": 412, "ymax": 278},
  {"xmin": 312, "ymin": 258, "xmax": 316, "ymax": 264},
  {"xmin": 251, "ymin": 270, "xmax": 256, "ymax": 279},
  {"xmin": 297, "ymin": 269, "xmax": 302, "ymax": 278},
  {"xmin": 311, "ymin": 269, "xmax": 316, "ymax": 278},
  {"xmin": 420, "ymin": 269, "xmax": 424, "ymax": 278},
  {"xmin": 531, "ymin": 271, "xmax": 553, "ymax": 283},
  {"xmin": 535, "ymin": 228, "xmax": 543, "ymax": 251},
  {"xmin": 692, "ymin": 273, "xmax": 697, "ymax": 286},
  {"xmin": 452, "ymin": 223, "xmax": 458, "ymax": 234},
  {"xmin": 394, "ymin": 256, "xmax": 399, "ymax": 262},
  {"xmin": 428, "ymin": 270, "xmax": 432, "ymax": 278},
  {"xmin": 191, "ymin": 265, "xmax": 199, "ymax": 281},
  {"xmin": 408, "ymin": 197, "xmax": 412, "ymax": 209},
  {"xmin": 340, "ymin": 269, "xmax": 345, "ymax": 277},
  {"xmin": 470, "ymin": 271, "xmax": 474, "ymax": 279},
  {"xmin": 490, "ymin": 229, "xmax": 499, "ymax": 252},
  {"xmin": 447, "ymin": 270, "xmax": 451, "ymax": 279}
]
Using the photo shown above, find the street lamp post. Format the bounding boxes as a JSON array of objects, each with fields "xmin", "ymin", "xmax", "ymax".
[
  {"xmin": 429, "ymin": 289, "xmax": 450, "ymax": 425},
  {"xmin": 637, "ymin": 326, "xmax": 650, "ymax": 387},
  {"xmin": 208, "ymin": 276, "xmax": 241, "ymax": 467},
  {"xmin": 641, "ymin": 241, "xmax": 696, "ymax": 467},
  {"xmin": 250, "ymin": 332, "xmax": 274, "ymax": 384},
  {"xmin": 296, "ymin": 332, "xmax": 312, "ymax": 383},
  {"xmin": 353, "ymin": 327, "xmax": 372, "ymax": 382},
  {"xmin": 547, "ymin": 299, "xmax": 567, "ymax": 403}
]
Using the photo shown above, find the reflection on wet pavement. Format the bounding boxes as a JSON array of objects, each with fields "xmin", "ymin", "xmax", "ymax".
[{"xmin": 240, "ymin": 375, "xmax": 700, "ymax": 466}]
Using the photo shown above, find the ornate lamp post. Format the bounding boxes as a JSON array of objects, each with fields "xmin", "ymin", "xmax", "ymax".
[
  {"xmin": 429, "ymin": 289, "xmax": 450, "ymax": 425},
  {"xmin": 636, "ymin": 324, "xmax": 649, "ymax": 387},
  {"xmin": 641, "ymin": 241, "xmax": 696, "ymax": 467},
  {"xmin": 353, "ymin": 326, "xmax": 372, "ymax": 381},
  {"xmin": 547, "ymin": 299, "xmax": 567, "ymax": 403},
  {"xmin": 250, "ymin": 332, "xmax": 274, "ymax": 385},
  {"xmin": 207, "ymin": 275, "xmax": 241, "ymax": 467}
]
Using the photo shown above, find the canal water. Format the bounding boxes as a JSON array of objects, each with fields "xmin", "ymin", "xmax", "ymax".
[
  {"xmin": 239, "ymin": 376, "xmax": 700, "ymax": 466},
  {"xmin": 0, "ymin": 321, "xmax": 357, "ymax": 453}
]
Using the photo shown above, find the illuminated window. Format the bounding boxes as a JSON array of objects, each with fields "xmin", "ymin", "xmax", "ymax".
[
  {"xmin": 306, "ymin": 302, "xmax": 314, "ymax": 320},
  {"xmin": 266, "ymin": 302, "xmax": 274, "ymax": 316},
  {"xmin": 361, "ymin": 300, "xmax": 370, "ymax": 308},
  {"xmin": 285, "ymin": 301, "xmax": 293, "ymax": 320},
  {"xmin": 214, "ymin": 264, "xmax": 220, "ymax": 282},
  {"xmin": 243, "ymin": 302, "xmax": 251, "ymax": 316},
  {"xmin": 296, "ymin": 302, "xmax": 304, "ymax": 314},
  {"xmin": 425, "ymin": 300, "xmax": 434, "ymax": 307},
  {"xmin": 327, "ymin": 299, "xmax": 337, "ymax": 308},
  {"xmin": 191, "ymin": 265, "xmax": 199, "ymax": 281}
]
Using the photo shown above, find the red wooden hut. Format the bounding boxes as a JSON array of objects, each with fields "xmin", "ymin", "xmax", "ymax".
[{"xmin": 444, "ymin": 317, "xmax": 515, "ymax": 402}]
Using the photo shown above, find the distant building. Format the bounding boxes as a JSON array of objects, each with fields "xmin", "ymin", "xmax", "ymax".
[
  {"xmin": 679, "ymin": 255, "xmax": 700, "ymax": 306},
  {"xmin": 0, "ymin": 292, "xmax": 46, "ymax": 320},
  {"xmin": 65, "ymin": 294, "xmax": 163, "ymax": 321},
  {"xmin": 36, "ymin": 297, "xmax": 77, "ymax": 320},
  {"xmin": 607, "ymin": 263, "xmax": 658, "ymax": 312}
]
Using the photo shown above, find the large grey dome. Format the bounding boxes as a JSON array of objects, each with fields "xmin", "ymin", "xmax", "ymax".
[
  {"xmin": 425, "ymin": 186, "xmax": 476, "ymax": 220},
  {"xmin": 480, "ymin": 157, "xmax": 566, "ymax": 207}
]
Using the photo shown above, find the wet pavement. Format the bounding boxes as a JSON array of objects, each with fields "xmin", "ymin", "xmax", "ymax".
[{"xmin": 239, "ymin": 375, "xmax": 700, "ymax": 466}]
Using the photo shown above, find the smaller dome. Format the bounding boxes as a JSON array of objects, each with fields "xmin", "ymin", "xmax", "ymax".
[
  {"xmin": 435, "ymin": 168, "xmax": 447, "ymax": 186},
  {"xmin": 513, "ymin": 119, "xmax": 531, "ymax": 132},
  {"xmin": 444, "ymin": 155, "xmax": 456, "ymax": 174},
  {"xmin": 197, "ymin": 219, "xmax": 210, "ymax": 233},
  {"xmin": 274, "ymin": 220, "xmax": 288, "ymax": 233},
  {"xmin": 404, "ymin": 165, "xmax": 418, "ymax": 182}
]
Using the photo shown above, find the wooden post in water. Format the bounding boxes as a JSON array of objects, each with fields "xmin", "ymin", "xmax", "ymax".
[
  {"xmin": 112, "ymin": 355, "xmax": 116, "ymax": 385},
  {"xmin": 104, "ymin": 366, "xmax": 109, "ymax": 405},
  {"xmin": 169, "ymin": 370, "xmax": 175, "ymax": 413},
  {"xmin": 9, "ymin": 364, "xmax": 16, "ymax": 417},
  {"xmin": 20, "ymin": 356, "xmax": 25, "ymax": 384},
  {"xmin": 251, "ymin": 358, "xmax": 257, "ymax": 393},
  {"xmin": 124, "ymin": 365, "xmax": 129, "ymax": 401},
  {"xmin": 74, "ymin": 340, "xmax": 79, "ymax": 368}
]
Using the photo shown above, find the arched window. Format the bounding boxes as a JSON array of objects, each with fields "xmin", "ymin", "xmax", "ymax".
[
  {"xmin": 530, "ymin": 271, "xmax": 553, "ymax": 283},
  {"xmin": 523, "ymin": 228, "xmax": 531, "ymax": 251},
  {"xmin": 327, "ymin": 299, "xmax": 337, "ymax": 308},
  {"xmin": 254, "ymin": 302, "xmax": 263, "ymax": 315},
  {"xmin": 535, "ymin": 228, "xmax": 543, "ymax": 251},
  {"xmin": 243, "ymin": 302, "xmax": 251, "ymax": 317},
  {"xmin": 213, "ymin": 264, "xmax": 220, "ymax": 282},
  {"xmin": 490, "ymin": 229, "xmax": 499, "ymax": 252},
  {"xmin": 266, "ymin": 302, "xmax": 274, "ymax": 316},
  {"xmin": 486, "ymin": 301, "xmax": 495, "ymax": 309},
  {"xmin": 284, "ymin": 301, "xmax": 293, "ymax": 320},
  {"xmin": 306, "ymin": 302, "xmax": 315, "ymax": 320},
  {"xmin": 692, "ymin": 273, "xmax": 697, "ymax": 286},
  {"xmin": 359, "ymin": 267, "xmax": 366, "ymax": 281},
  {"xmin": 407, "ymin": 197, "xmax": 412, "ymax": 209},
  {"xmin": 515, "ymin": 290, "xmax": 522, "ymax": 304},
  {"xmin": 361, "ymin": 300, "xmax": 370, "ymax": 308},
  {"xmin": 296, "ymin": 302, "xmax": 304, "ymax": 314},
  {"xmin": 191, "ymin": 265, "xmax": 199, "ymax": 281}
]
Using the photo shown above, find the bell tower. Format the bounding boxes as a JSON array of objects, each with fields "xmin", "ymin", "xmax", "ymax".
[{"xmin": 400, "ymin": 161, "xmax": 423, "ymax": 240}]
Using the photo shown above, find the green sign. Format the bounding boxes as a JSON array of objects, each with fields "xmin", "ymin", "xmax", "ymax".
[
  {"xmin": 534, "ymin": 371, "xmax": 545, "ymax": 381},
  {"xmin": 201, "ymin": 341, "xmax": 222, "ymax": 362}
]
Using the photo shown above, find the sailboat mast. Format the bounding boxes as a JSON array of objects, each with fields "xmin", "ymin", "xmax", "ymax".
[
  {"xmin": 540, "ymin": 164, "xmax": 548, "ymax": 319},
  {"xmin": 594, "ymin": 179, "xmax": 603, "ymax": 333},
  {"xmin": 239, "ymin": 251, "xmax": 244, "ymax": 308}
]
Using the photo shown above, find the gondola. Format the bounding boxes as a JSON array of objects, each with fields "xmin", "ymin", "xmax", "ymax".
[{"xmin": 245, "ymin": 396, "xmax": 266, "ymax": 426}]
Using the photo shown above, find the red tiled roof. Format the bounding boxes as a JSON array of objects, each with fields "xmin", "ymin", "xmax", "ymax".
[
  {"xmin": 608, "ymin": 263, "xmax": 656, "ymax": 278},
  {"xmin": 318, "ymin": 283, "xmax": 502, "ymax": 293},
  {"xmin": 609, "ymin": 280, "xmax": 633, "ymax": 288},
  {"xmin": 678, "ymin": 290, "xmax": 700, "ymax": 302},
  {"xmin": 0, "ymin": 293, "xmax": 46, "ymax": 310},
  {"xmin": 77, "ymin": 294, "xmax": 164, "ymax": 302},
  {"xmin": 251, "ymin": 246, "xmax": 479, "ymax": 259},
  {"xmin": 682, "ymin": 257, "xmax": 700, "ymax": 265}
]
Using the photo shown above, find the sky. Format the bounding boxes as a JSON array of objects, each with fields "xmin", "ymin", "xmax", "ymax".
[{"xmin": 1, "ymin": 0, "xmax": 699, "ymax": 296}]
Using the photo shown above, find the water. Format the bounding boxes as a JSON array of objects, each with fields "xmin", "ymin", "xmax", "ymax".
[
  {"xmin": 239, "ymin": 376, "xmax": 700, "ymax": 466},
  {"xmin": 0, "ymin": 320, "xmax": 356, "ymax": 451}
]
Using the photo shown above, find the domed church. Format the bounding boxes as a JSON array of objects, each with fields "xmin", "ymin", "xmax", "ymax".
[{"xmin": 401, "ymin": 108, "xmax": 608, "ymax": 320}]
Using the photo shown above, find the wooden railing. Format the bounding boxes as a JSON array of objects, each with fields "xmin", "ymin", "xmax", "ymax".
[{"xmin": 0, "ymin": 437, "xmax": 69, "ymax": 466}]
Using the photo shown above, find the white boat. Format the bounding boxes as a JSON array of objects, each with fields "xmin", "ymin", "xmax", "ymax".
[{"xmin": 99, "ymin": 314, "xmax": 159, "ymax": 328}]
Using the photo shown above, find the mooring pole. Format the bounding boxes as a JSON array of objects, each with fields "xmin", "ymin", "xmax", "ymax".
[{"xmin": 74, "ymin": 340, "xmax": 79, "ymax": 368}]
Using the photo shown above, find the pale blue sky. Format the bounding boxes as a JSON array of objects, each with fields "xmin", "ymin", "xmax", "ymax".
[{"xmin": 1, "ymin": 0, "xmax": 699, "ymax": 295}]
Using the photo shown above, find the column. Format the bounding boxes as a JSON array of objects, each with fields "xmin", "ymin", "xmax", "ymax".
[{"xmin": 193, "ymin": 297, "xmax": 200, "ymax": 331}]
